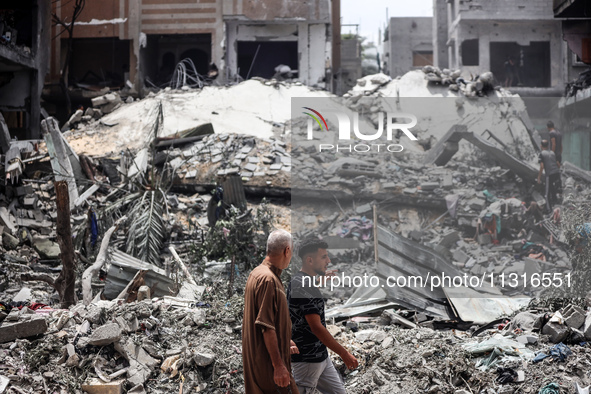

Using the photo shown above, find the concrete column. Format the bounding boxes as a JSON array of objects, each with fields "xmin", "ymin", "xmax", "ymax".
[
  {"xmin": 331, "ymin": 0, "xmax": 341, "ymax": 76},
  {"xmin": 225, "ymin": 21, "xmax": 238, "ymax": 82},
  {"xmin": 128, "ymin": 0, "xmax": 141, "ymax": 92},
  {"xmin": 298, "ymin": 22, "xmax": 309, "ymax": 85},
  {"xmin": 433, "ymin": 0, "xmax": 449, "ymax": 69}
]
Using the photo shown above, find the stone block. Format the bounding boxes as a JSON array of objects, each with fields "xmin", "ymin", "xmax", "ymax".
[
  {"xmin": 89, "ymin": 323, "xmax": 121, "ymax": 346},
  {"xmin": 137, "ymin": 286, "xmax": 151, "ymax": 302},
  {"xmin": 81, "ymin": 378, "xmax": 124, "ymax": 394},
  {"xmin": 541, "ymin": 322, "xmax": 569, "ymax": 344},
  {"xmin": 0, "ymin": 316, "xmax": 47, "ymax": 343},
  {"xmin": 562, "ymin": 304, "xmax": 586, "ymax": 329},
  {"xmin": 439, "ymin": 231, "xmax": 460, "ymax": 248},
  {"xmin": 193, "ymin": 352, "xmax": 215, "ymax": 367},
  {"xmin": 452, "ymin": 249, "xmax": 470, "ymax": 264}
]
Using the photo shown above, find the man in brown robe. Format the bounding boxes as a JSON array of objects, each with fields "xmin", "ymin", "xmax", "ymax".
[{"xmin": 242, "ymin": 229, "xmax": 299, "ymax": 394}]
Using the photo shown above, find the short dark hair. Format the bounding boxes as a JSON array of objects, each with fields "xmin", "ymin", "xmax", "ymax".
[
  {"xmin": 547, "ymin": 120, "xmax": 554, "ymax": 129},
  {"xmin": 541, "ymin": 139, "xmax": 549, "ymax": 148},
  {"xmin": 297, "ymin": 238, "xmax": 328, "ymax": 260}
]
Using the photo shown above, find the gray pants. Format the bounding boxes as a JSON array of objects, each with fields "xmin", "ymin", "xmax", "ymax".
[{"xmin": 292, "ymin": 358, "xmax": 346, "ymax": 394}]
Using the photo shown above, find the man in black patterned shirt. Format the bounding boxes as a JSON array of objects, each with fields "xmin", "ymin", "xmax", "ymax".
[{"xmin": 287, "ymin": 238, "xmax": 358, "ymax": 394}]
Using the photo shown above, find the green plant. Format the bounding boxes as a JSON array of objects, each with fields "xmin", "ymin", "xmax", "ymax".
[{"xmin": 193, "ymin": 200, "xmax": 275, "ymax": 272}]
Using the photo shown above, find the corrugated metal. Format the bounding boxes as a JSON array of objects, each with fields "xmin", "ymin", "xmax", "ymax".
[
  {"xmin": 222, "ymin": 175, "xmax": 247, "ymax": 211},
  {"xmin": 103, "ymin": 248, "xmax": 176, "ymax": 300},
  {"xmin": 376, "ymin": 225, "xmax": 530, "ymax": 324},
  {"xmin": 376, "ymin": 225, "xmax": 456, "ymax": 320}
]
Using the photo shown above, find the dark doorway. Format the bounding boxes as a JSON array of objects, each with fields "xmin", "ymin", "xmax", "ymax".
[
  {"xmin": 461, "ymin": 39, "xmax": 479, "ymax": 66},
  {"xmin": 490, "ymin": 41, "xmax": 551, "ymax": 87},
  {"xmin": 237, "ymin": 41, "xmax": 298, "ymax": 79},
  {"xmin": 142, "ymin": 34, "xmax": 212, "ymax": 87},
  {"xmin": 66, "ymin": 38, "xmax": 130, "ymax": 88}
]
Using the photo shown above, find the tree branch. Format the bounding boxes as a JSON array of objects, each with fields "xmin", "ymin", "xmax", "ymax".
[{"xmin": 21, "ymin": 273, "xmax": 56, "ymax": 288}]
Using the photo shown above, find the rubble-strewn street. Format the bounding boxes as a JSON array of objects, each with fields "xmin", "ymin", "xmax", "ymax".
[
  {"xmin": 1, "ymin": 0, "xmax": 591, "ymax": 393},
  {"xmin": 0, "ymin": 68, "xmax": 588, "ymax": 393}
]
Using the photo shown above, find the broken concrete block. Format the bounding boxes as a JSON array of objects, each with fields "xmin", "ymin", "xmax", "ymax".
[
  {"xmin": 381, "ymin": 336, "xmax": 394, "ymax": 349},
  {"xmin": 16, "ymin": 184, "xmax": 33, "ymax": 196},
  {"xmin": 65, "ymin": 343, "xmax": 80, "ymax": 367},
  {"xmin": 420, "ymin": 182, "xmax": 439, "ymax": 191},
  {"xmin": 582, "ymin": 314, "xmax": 591, "ymax": 340},
  {"xmin": 478, "ymin": 233, "xmax": 492, "ymax": 245},
  {"xmin": 516, "ymin": 334, "xmax": 538, "ymax": 345},
  {"xmin": 12, "ymin": 287, "xmax": 31, "ymax": 303},
  {"xmin": 467, "ymin": 197, "xmax": 486, "ymax": 211},
  {"xmin": 541, "ymin": 322, "xmax": 569, "ymax": 344},
  {"xmin": 439, "ymin": 231, "xmax": 459, "ymax": 248},
  {"xmin": 442, "ymin": 173, "xmax": 453, "ymax": 188},
  {"xmin": 137, "ymin": 286, "xmax": 151, "ymax": 302},
  {"xmin": 0, "ymin": 316, "xmax": 48, "ymax": 343},
  {"xmin": 81, "ymin": 378, "xmax": 124, "ymax": 394},
  {"xmin": 193, "ymin": 352, "xmax": 215, "ymax": 367},
  {"xmin": 355, "ymin": 204, "xmax": 372, "ymax": 215},
  {"xmin": 89, "ymin": 323, "xmax": 122, "ymax": 346},
  {"xmin": 562, "ymin": 304, "xmax": 585, "ymax": 329},
  {"xmin": 91, "ymin": 93, "xmax": 121, "ymax": 108},
  {"xmin": 409, "ymin": 230, "xmax": 423, "ymax": 242},
  {"xmin": 2, "ymin": 233, "xmax": 19, "ymax": 250},
  {"xmin": 0, "ymin": 207, "xmax": 16, "ymax": 234},
  {"xmin": 452, "ymin": 249, "xmax": 470, "ymax": 264},
  {"xmin": 32, "ymin": 238, "xmax": 61, "ymax": 259},
  {"xmin": 67, "ymin": 110, "xmax": 83, "ymax": 125},
  {"xmin": 243, "ymin": 163, "xmax": 257, "ymax": 172},
  {"xmin": 0, "ymin": 375, "xmax": 9, "ymax": 393}
]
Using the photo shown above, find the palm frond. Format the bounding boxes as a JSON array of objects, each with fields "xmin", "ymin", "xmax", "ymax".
[{"xmin": 125, "ymin": 189, "xmax": 167, "ymax": 266}]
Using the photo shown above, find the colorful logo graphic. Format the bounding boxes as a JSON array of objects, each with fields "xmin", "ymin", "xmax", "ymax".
[{"xmin": 303, "ymin": 107, "xmax": 328, "ymax": 131}]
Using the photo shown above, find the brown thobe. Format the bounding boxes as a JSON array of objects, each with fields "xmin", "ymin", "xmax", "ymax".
[{"xmin": 242, "ymin": 261, "xmax": 298, "ymax": 394}]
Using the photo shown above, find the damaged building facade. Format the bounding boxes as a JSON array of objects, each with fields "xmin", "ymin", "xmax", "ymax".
[
  {"xmin": 48, "ymin": 0, "xmax": 335, "ymax": 93},
  {"xmin": 0, "ymin": 0, "xmax": 50, "ymax": 140},
  {"xmin": 433, "ymin": 0, "xmax": 566, "ymax": 95},
  {"xmin": 382, "ymin": 17, "xmax": 433, "ymax": 78},
  {"xmin": 555, "ymin": 0, "xmax": 591, "ymax": 170}
]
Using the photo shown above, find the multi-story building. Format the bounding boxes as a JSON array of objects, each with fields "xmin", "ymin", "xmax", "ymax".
[
  {"xmin": 48, "ymin": 0, "xmax": 337, "ymax": 96},
  {"xmin": 0, "ymin": 0, "xmax": 50, "ymax": 139},
  {"xmin": 555, "ymin": 0, "xmax": 591, "ymax": 170},
  {"xmin": 433, "ymin": 0, "xmax": 565, "ymax": 96}
]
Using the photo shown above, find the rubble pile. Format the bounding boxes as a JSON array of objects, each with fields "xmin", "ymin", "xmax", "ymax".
[
  {"xmin": 334, "ymin": 305, "xmax": 591, "ymax": 394},
  {"xmin": 340, "ymin": 70, "xmax": 535, "ymax": 159},
  {"xmin": 421, "ymin": 65, "xmax": 495, "ymax": 97},
  {"xmin": 0, "ymin": 281, "xmax": 248, "ymax": 393},
  {"xmin": 160, "ymin": 132, "xmax": 291, "ymax": 188},
  {"xmin": 64, "ymin": 79, "xmax": 332, "ymax": 156},
  {"xmin": 0, "ymin": 67, "xmax": 589, "ymax": 394}
]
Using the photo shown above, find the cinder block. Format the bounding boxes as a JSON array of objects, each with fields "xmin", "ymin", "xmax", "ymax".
[
  {"xmin": 562, "ymin": 304, "xmax": 586, "ymax": 329},
  {"xmin": 541, "ymin": 322, "xmax": 569, "ymax": 344},
  {"xmin": 0, "ymin": 317, "xmax": 47, "ymax": 343},
  {"xmin": 81, "ymin": 378, "xmax": 123, "ymax": 394}
]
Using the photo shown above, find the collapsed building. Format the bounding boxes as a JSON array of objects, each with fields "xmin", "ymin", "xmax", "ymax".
[
  {"xmin": 45, "ymin": 0, "xmax": 339, "ymax": 102},
  {"xmin": 0, "ymin": 0, "xmax": 50, "ymax": 140},
  {"xmin": 1, "ymin": 48, "xmax": 591, "ymax": 392}
]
